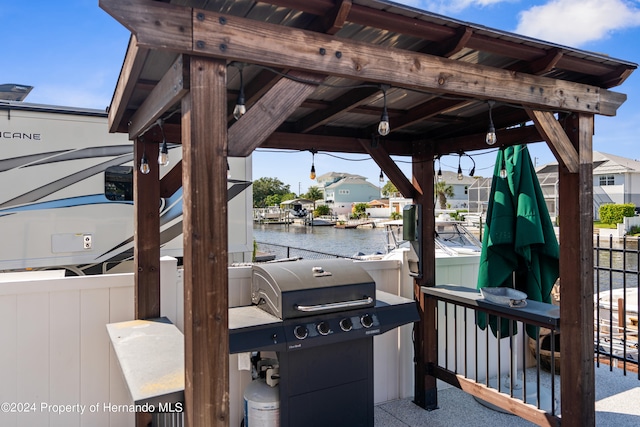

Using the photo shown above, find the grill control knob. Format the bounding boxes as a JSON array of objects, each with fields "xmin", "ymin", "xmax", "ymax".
[
  {"xmin": 316, "ymin": 321, "xmax": 330, "ymax": 336},
  {"xmin": 360, "ymin": 314, "xmax": 374, "ymax": 328},
  {"xmin": 293, "ymin": 325, "xmax": 309, "ymax": 340},
  {"xmin": 339, "ymin": 318, "xmax": 353, "ymax": 332}
]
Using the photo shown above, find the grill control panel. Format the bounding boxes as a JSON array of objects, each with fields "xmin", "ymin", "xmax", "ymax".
[{"xmin": 286, "ymin": 311, "xmax": 381, "ymax": 350}]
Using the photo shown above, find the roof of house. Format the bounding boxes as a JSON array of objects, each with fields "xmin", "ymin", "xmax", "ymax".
[
  {"xmin": 316, "ymin": 172, "xmax": 367, "ymax": 183},
  {"xmin": 325, "ymin": 176, "xmax": 380, "ymax": 190},
  {"xmin": 538, "ymin": 151, "xmax": 640, "ymax": 175},
  {"xmin": 437, "ymin": 170, "xmax": 477, "ymax": 185}
]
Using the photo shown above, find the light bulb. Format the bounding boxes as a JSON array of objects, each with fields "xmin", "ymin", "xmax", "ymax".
[
  {"xmin": 140, "ymin": 155, "xmax": 150, "ymax": 175},
  {"xmin": 486, "ymin": 126, "xmax": 497, "ymax": 145},
  {"xmin": 227, "ymin": 162, "xmax": 231, "ymax": 179},
  {"xmin": 310, "ymin": 165, "xmax": 316, "ymax": 180},
  {"xmin": 158, "ymin": 141, "xmax": 169, "ymax": 166},
  {"xmin": 457, "ymin": 166, "xmax": 463, "ymax": 180},
  {"xmin": 233, "ymin": 64, "xmax": 246, "ymax": 120},
  {"xmin": 233, "ymin": 103, "xmax": 246, "ymax": 121},
  {"xmin": 378, "ymin": 112, "xmax": 390, "ymax": 136},
  {"xmin": 500, "ymin": 168, "xmax": 507, "ymax": 179},
  {"xmin": 437, "ymin": 167, "xmax": 442, "ymax": 182},
  {"xmin": 379, "ymin": 171, "xmax": 384, "ymax": 183}
]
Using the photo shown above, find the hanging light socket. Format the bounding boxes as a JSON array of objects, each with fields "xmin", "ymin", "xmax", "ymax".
[
  {"xmin": 233, "ymin": 63, "xmax": 246, "ymax": 120},
  {"xmin": 378, "ymin": 85, "xmax": 390, "ymax": 136},
  {"xmin": 379, "ymin": 170, "xmax": 384, "ymax": 183},
  {"xmin": 485, "ymin": 100, "xmax": 497, "ymax": 145},
  {"xmin": 457, "ymin": 154, "xmax": 463, "ymax": 180},
  {"xmin": 158, "ymin": 140, "xmax": 169, "ymax": 166},
  {"xmin": 309, "ymin": 149, "xmax": 317, "ymax": 180}
]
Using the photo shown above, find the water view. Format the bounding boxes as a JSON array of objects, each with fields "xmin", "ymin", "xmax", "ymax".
[{"xmin": 253, "ymin": 223, "xmax": 389, "ymax": 258}]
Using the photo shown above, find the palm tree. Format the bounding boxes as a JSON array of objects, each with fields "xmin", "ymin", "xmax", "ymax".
[
  {"xmin": 304, "ymin": 186, "xmax": 323, "ymax": 210},
  {"xmin": 435, "ymin": 180, "xmax": 454, "ymax": 209}
]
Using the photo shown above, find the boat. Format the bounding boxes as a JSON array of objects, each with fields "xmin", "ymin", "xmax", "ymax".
[
  {"xmin": 595, "ymin": 287, "xmax": 639, "ymax": 363},
  {"xmin": 354, "ymin": 215, "xmax": 482, "ymax": 260}
]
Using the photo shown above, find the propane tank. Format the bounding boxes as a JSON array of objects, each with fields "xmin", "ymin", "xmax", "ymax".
[{"xmin": 243, "ymin": 358, "xmax": 279, "ymax": 427}]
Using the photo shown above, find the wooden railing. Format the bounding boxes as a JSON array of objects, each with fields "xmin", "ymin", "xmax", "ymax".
[{"xmin": 422, "ymin": 285, "xmax": 561, "ymax": 427}]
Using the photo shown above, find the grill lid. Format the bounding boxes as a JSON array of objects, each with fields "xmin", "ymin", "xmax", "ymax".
[{"xmin": 251, "ymin": 259, "xmax": 376, "ymax": 319}]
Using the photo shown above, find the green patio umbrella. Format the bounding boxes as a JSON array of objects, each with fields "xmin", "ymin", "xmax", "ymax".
[{"xmin": 476, "ymin": 145, "xmax": 559, "ymax": 338}]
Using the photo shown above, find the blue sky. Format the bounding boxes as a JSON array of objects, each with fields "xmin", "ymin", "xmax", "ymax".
[{"xmin": 2, "ymin": 0, "xmax": 639, "ymax": 195}]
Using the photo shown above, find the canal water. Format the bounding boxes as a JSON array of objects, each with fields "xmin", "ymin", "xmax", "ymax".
[{"xmin": 253, "ymin": 223, "xmax": 389, "ymax": 258}]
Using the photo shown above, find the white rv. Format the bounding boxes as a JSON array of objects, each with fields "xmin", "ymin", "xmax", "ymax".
[{"xmin": 0, "ymin": 100, "xmax": 253, "ymax": 274}]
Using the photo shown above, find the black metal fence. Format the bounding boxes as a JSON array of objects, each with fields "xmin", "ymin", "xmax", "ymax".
[{"xmin": 594, "ymin": 234, "xmax": 639, "ymax": 377}]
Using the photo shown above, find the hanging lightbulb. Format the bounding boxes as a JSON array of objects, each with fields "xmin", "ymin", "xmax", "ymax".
[
  {"xmin": 485, "ymin": 100, "xmax": 497, "ymax": 145},
  {"xmin": 227, "ymin": 161, "xmax": 231, "ymax": 179},
  {"xmin": 378, "ymin": 86, "xmax": 390, "ymax": 136},
  {"xmin": 158, "ymin": 140, "xmax": 169, "ymax": 166},
  {"xmin": 437, "ymin": 158, "xmax": 443, "ymax": 182},
  {"xmin": 140, "ymin": 152, "xmax": 150, "ymax": 175},
  {"xmin": 310, "ymin": 150, "xmax": 316, "ymax": 180},
  {"xmin": 379, "ymin": 170, "xmax": 384, "ymax": 183},
  {"xmin": 499, "ymin": 150, "xmax": 507, "ymax": 179},
  {"xmin": 233, "ymin": 64, "xmax": 246, "ymax": 120},
  {"xmin": 457, "ymin": 155, "xmax": 463, "ymax": 180}
]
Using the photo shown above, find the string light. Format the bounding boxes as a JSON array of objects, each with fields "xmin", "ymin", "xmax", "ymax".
[
  {"xmin": 309, "ymin": 149, "xmax": 317, "ymax": 180},
  {"xmin": 485, "ymin": 100, "xmax": 497, "ymax": 145},
  {"xmin": 457, "ymin": 154, "xmax": 463, "ymax": 180},
  {"xmin": 378, "ymin": 85, "xmax": 390, "ymax": 136},
  {"xmin": 157, "ymin": 119, "xmax": 169, "ymax": 166},
  {"xmin": 227, "ymin": 161, "xmax": 231, "ymax": 179},
  {"xmin": 379, "ymin": 170, "xmax": 384, "ymax": 183},
  {"xmin": 437, "ymin": 157, "xmax": 443, "ymax": 182},
  {"xmin": 139, "ymin": 139, "xmax": 150, "ymax": 175},
  {"xmin": 233, "ymin": 63, "xmax": 246, "ymax": 120},
  {"xmin": 499, "ymin": 148, "xmax": 507, "ymax": 179}
]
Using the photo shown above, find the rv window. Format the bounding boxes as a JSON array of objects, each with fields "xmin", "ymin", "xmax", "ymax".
[{"xmin": 105, "ymin": 166, "xmax": 134, "ymax": 201}]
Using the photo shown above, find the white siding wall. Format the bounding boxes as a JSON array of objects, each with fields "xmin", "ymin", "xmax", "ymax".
[{"xmin": 0, "ymin": 272, "xmax": 136, "ymax": 427}]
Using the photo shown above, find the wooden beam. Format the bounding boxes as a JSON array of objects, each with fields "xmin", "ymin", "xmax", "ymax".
[
  {"xmin": 191, "ymin": 11, "xmax": 625, "ymax": 116},
  {"xmin": 412, "ymin": 143, "xmax": 437, "ymax": 409},
  {"xmin": 228, "ymin": 70, "xmax": 325, "ymax": 156},
  {"xmin": 133, "ymin": 138, "xmax": 160, "ymax": 320},
  {"xmin": 106, "ymin": 35, "xmax": 149, "ymax": 133},
  {"xmin": 261, "ymin": 132, "xmax": 413, "ymax": 155},
  {"xmin": 182, "ymin": 57, "xmax": 229, "ymax": 427},
  {"xmin": 525, "ymin": 109, "xmax": 579, "ymax": 173},
  {"xmin": 297, "ymin": 86, "xmax": 380, "ymax": 133},
  {"xmin": 434, "ymin": 369, "xmax": 559, "ymax": 426},
  {"xmin": 160, "ymin": 159, "xmax": 182, "ymax": 198},
  {"xmin": 558, "ymin": 113, "xmax": 595, "ymax": 426},
  {"xmin": 309, "ymin": 0, "xmax": 352, "ymax": 35},
  {"xmin": 391, "ymin": 98, "xmax": 472, "ymax": 132},
  {"xmin": 432, "ymin": 125, "xmax": 542, "ymax": 155},
  {"xmin": 425, "ymin": 26, "xmax": 473, "ymax": 58},
  {"xmin": 129, "ymin": 55, "xmax": 189, "ymax": 139},
  {"xmin": 359, "ymin": 139, "xmax": 415, "ymax": 198},
  {"xmin": 100, "ymin": 0, "xmax": 627, "ymax": 116}
]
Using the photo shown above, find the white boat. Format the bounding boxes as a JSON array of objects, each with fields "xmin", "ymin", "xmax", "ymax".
[
  {"xmin": 595, "ymin": 287, "xmax": 639, "ymax": 362},
  {"xmin": 384, "ymin": 217, "xmax": 481, "ymax": 256}
]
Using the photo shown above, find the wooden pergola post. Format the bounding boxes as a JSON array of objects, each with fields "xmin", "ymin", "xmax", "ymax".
[
  {"xmin": 182, "ymin": 56, "xmax": 229, "ymax": 427},
  {"xmin": 412, "ymin": 143, "xmax": 437, "ymax": 409},
  {"xmin": 559, "ymin": 113, "xmax": 595, "ymax": 426}
]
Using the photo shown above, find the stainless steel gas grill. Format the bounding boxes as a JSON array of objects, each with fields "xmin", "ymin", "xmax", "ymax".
[{"xmin": 228, "ymin": 259, "xmax": 419, "ymax": 427}]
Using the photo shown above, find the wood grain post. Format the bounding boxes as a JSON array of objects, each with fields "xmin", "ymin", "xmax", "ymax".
[
  {"xmin": 412, "ymin": 143, "xmax": 437, "ymax": 409},
  {"xmin": 134, "ymin": 137, "xmax": 161, "ymax": 320},
  {"xmin": 182, "ymin": 56, "xmax": 229, "ymax": 427},
  {"xmin": 558, "ymin": 113, "xmax": 595, "ymax": 426}
]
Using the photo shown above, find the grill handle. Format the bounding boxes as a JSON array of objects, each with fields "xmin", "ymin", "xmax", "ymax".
[{"xmin": 294, "ymin": 296, "xmax": 373, "ymax": 313}]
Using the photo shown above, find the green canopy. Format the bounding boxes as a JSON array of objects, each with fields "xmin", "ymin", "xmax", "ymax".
[{"xmin": 476, "ymin": 145, "xmax": 559, "ymax": 338}]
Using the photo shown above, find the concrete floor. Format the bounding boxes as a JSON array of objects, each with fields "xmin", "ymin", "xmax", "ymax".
[{"xmin": 375, "ymin": 364, "xmax": 640, "ymax": 426}]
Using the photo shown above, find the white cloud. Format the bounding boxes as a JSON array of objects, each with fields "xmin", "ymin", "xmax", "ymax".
[
  {"xmin": 515, "ymin": 0, "xmax": 640, "ymax": 47},
  {"xmin": 409, "ymin": 0, "xmax": 511, "ymax": 15}
]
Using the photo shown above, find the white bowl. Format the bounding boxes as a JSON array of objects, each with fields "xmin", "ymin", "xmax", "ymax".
[{"xmin": 480, "ymin": 287, "xmax": 527, "ymax": 307}]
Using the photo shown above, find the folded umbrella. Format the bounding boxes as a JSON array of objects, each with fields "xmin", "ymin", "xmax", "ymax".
[{"xmin": 476, "ymin": 145, "xmax": 559, "ymax": 338}]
